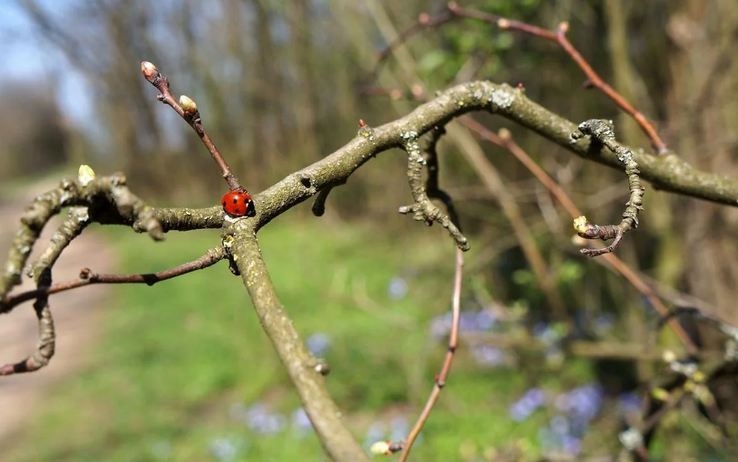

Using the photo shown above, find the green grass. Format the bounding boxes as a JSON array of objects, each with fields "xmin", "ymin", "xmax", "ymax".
[{"xmin": 5, "ymin": 216, "xmax": 592, "ymax": 462}]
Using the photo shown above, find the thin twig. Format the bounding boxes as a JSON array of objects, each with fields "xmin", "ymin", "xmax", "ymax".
[
  {"xmin": 551, "ymin": 23, "xmax": 667, "ymax": 153},
  {"xmin": 570, "ymin": 119, "xmax": 645, "ymax": 257},
  {"xmin": 460, "ymin": 119, "xmax": 698, "ymax": 355},
  {"xmin": 140, "ymin": 61, "xmax": 243, "ymax": 191},
  {"xmin": 398, "ymin": 247, "xmax": 464, "ymax": 461},
  {"xmin": 1, "ymin": 247, "xmax": 226, "ymax": 313},
  {"xmin": 377, "ymin": 2, "xmax": 668, "ymax": 153},
  {"xmin": 0, "ymin": 207, "xmax": 90, "ymax": 376}
]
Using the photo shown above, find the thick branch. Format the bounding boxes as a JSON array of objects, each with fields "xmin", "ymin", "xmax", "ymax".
[
  {"xmin": 224, "ymin": 221, "xmax": 369, "ymax": 462},
  {"xmin": 0, "ymin": 173, "xmax": 228, "ymax": 302},
  {"xmin": 250, "ymin": 81, "xmax": 738, "ymax": 235}
]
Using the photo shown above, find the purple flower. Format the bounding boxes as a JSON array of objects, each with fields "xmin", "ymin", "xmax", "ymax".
[
  {"xmin": 617, "ymin": 392, "xmax": 642, "ymax": 416},
  {"xmin": 230, "ymin": 402, "xmax": 286, "ymax": 434},
  {"xmin": 390, "ymin": 415, "xmax": 409, "ymax": 441},
  {"xmin": 291, "ymin": 407, "xmax": 313, "ymax": 436},
  {"xmin": 388, "ymin": 276, "xmax": 409, "ymax": 299},
  {"xmin": 541, "ymin": 416, "xmax": 584, "ymax": 456},
  {"xmin": 560, "ymin": 434, "xmax": 582, "ymax": 455},
  {"xmin": 306, "ymin": 332, "xmax": 331, "ymax": 357},
  {"xmin": 471, "ymin": 344, "xmax": 507, "ymax": 367},
  {"xmin": 555, "ymin": 384, "xmax": 603, "ymax": 423},
  {"xmin": 509, "ymin": 387, "xmax": 545, "ymax": 421},
  {"xmin": 209, "ymin": 436, "xmax": 245, "ymax": 461},
  {"xmin": 364, "ymin": 421, "xmax": 386, "ymax": 449}
]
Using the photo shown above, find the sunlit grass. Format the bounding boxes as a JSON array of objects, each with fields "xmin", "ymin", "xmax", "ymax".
[{"xmin": 5, "ymin": 216, "xmax": 592, "ymax": 461}]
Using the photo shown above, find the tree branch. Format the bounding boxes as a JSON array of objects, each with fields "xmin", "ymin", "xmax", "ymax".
[
  {"xmin": 251, "ymin": 81, "xmax": 738, "ymax": 237},
  {"xmin": 378, "ymin": 2, "xmax": 668, "ymax": 153},
  {"xmin": 141, "ymin": 61, "xmax": 243, "ymax": 191},
  {"xmin": 1, "ymin": 247, "xmax": 226, "ymax": 313},
  {"xmin": 3, "ymin": 75, "xmax": 732, "ymax": 456},
  {"xmin": 224, "ymin": 222, "xmax": 369, "ymax": 462}
]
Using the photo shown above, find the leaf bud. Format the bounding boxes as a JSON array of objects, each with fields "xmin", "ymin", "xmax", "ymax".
[
  {"xmin": 140, "ymin": 61, "xmax": 159, "ymax": 82},
  {"xmin": 179, "ymin": 95, "xmax": 198, "ymax": 116}
]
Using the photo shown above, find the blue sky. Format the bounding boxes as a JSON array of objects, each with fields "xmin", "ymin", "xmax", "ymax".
[{"xmin": 0, "ymin": 1, "xmax": 94, "ymax": 128}]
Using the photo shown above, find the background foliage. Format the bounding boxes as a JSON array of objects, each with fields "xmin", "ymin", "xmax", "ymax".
[{"xmin": 1, "ymin": 0, "xmax": 737, "ymax": 460}]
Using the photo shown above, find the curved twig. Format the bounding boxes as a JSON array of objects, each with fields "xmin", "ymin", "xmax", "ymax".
[
  {"xmin": 398, "ymin": 247, "xmax": 464, "ymax": 461},
  {"xmin": 398, "ymin": 131, "xmax": 469, "ymax": 250},
  {"xmin": 570, "ymin": 119, "xmax": 645, "ymax": 257},
  {"xmin": 0, "ymin": 207, "xmax": 89, "ymax": 375},
  {"xmin": 462, "ymin": 119, "xmax": 698, "ymax": 355}
]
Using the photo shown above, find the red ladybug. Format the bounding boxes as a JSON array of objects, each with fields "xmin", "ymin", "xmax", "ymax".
[{"xmin": 221, "ymin": 190, "xmax": 255, "ymax": 217}]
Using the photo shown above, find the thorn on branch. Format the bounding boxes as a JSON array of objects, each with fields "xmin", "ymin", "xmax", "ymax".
[{"xmin": 570, "ymin": 119, "xmax": 645, "ymax": 257}]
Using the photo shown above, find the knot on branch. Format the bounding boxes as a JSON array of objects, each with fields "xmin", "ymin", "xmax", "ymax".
[
  {"xmin": 399, "ymin": 131, "xmax": 469, "ymax": 251},
  {"xmin": 571, "ymin": 120, "xmax": 645, "ymax": 257}
]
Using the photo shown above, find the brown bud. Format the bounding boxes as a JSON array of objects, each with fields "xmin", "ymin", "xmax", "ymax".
[
  {"xmin": 140, "ymin": 61, "xmax": 159, "ymax": 82},
  {"xmin": 179, "ymin": 95, "xmax": 198, "ymax": 116}
]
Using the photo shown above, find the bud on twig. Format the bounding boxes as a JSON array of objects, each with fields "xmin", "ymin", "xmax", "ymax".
[
  {"xmin": 179, "ymin": 95, "xmax": 198, "ymax": 117},
  {"xmin": 573, "ymin": 215, "xmax": 588, "ymax": 234},
  {"xmin": 77, "ymin": 164, "xmax": 96, "ymax": 186},
  {"xmin": 370, "ymin": 441, "xmax": 391, "ymax": 455},
  {"xmin": 140, "ymin": 61, "xmax": 159, "ymax": 82}
]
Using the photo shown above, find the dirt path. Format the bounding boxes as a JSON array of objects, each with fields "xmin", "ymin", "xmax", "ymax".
[{"xmin": 0, "ymin": 180, "xmax": 115, "ymax": 444}]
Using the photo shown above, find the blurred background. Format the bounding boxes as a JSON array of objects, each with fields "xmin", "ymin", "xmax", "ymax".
[{"xmin": 1, "ymin": 0, "xmax": 738, "ymax": 460}]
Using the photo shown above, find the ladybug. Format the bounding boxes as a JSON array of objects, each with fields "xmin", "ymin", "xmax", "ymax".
[{"xmin": 221, "ymin": 190, "xmax": 255, "ymax": 217}]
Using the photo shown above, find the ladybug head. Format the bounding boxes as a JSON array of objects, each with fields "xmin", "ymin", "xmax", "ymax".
[{"xmin": 244, "ymin": 195, "xmax": 256, "ymax": 217}]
